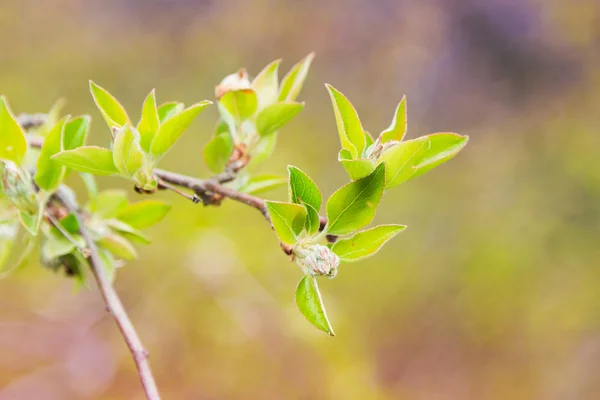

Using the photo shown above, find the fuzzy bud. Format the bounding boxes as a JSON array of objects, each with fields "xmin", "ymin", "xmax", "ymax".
[
  {"xmin": 295, "ymin": 244, "xmax": 340, "ymax": 279},
  {"xmin": 215, "ymin": 69, "xmax": 251, "ymax": 99},
  {"xmin": 1, "ymin": 162, "xmax": 38, "ymax": 214}
]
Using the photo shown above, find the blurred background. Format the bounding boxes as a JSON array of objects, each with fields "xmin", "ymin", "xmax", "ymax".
[{"xmin": 1, "ymin": 0, "xmax": 600, "ymax": 399}]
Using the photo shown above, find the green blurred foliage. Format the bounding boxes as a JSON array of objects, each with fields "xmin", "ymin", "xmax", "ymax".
[{"xmin": 1, "ymin": 0, "xmax": 600, "ymax": 399}]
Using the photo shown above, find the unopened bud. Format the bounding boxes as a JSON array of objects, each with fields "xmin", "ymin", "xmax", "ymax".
[
  {"xmin": 295, "ymin": 244, "xmax": 340, "ymax": 279},
  {"xmin": 215, "ymin": 69, "xmax": 251, "ymax": 99},
  {"xmin": 1, "ymin": 162, "xmax": 38, "ymax": 214}
]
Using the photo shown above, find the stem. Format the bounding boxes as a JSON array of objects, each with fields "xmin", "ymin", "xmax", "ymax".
[{"xmin": 55, "ymin": 188, "xmax": 161, "ymax": 400}]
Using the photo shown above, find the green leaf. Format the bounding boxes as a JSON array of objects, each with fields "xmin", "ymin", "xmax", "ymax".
[
  {"xmin": 325, "ymin": 163, "xmax": 385, "ymax": 235},
  {"xmin": 98, "ymin": 233, "xmax": 138, "ymax": 260},
  {"xmin": 97, "ymin": 247, "xmax": 116, "ymax": 283},
  {"xmin": 278, "ymin": 52, "xmax": 315, "ymax": 102},
  {"xmin": 265, "ymin": 201, "xmax": 307, "ymax": 245},
  {"xmin": 378, "ymin": 137, "xmax": 429, "ymax": 188},
  {"xmin": 380, "ymin": 96, "xmax": 407, "ymax": 143},
  {"xmin": 288, "ymin": 166, "xmax": 322, "ymax": 211},
  {"xmin": 18, "ymin": 210, "xmax": 42, "ymax": 236},
  {"xmin": 332, "ymin": 224, "xmax": 406, "ymax": 261},
  {"xmin": 150, "ymin": 101, "xmax": 212, "ymax": 160},
  {"xmin": 365, "ymin": 130, "xmax": 375, "ymax": 149},
  {"xmin": 340, "ymin": 158, "xmax": 376, "ymax": 180},
  {"xmin": 295, "ymin": 275, "xmax": 335, "ymax": 336},
  {"xmin": 88, "ymin": 190, "xmax": 128, "ymax": 218},
  {"xmin": 116, "ymin": 200, "xmax": 171, "ymax": 229},
  {"xmin": 411, "ymin": 133, "xmax": 469, "ymax": 179},
  {"xmin": 338, "ymin": 149, "xmax": 353, "ymax": 161},
  {"xmin": 52, "ymin": 146, "xmax": 118, "ymax": 175},
  {"xmin": 137, "ymin": 89, "xmax": 160, "ymax": 152},
  {"xmin": 0, "ymin": 96, "xmax": 27, "ymax": 165},
  {"xmin": 247, "ymin": 133, "xmax": 277, "ymax": 169},
  {"xmin": 256, "ymin": 102, "xmax": 304, "ymax": 136},
  {"xmin": 252, "ymin": 59, "xmax": 281, "ymax": 108},
  {"xmin": 304, "ymin": 202, "xmax": 320, "ymax": 236},
  {"xmin": 105, "ymin": 219, "xmax": 151, "ymax": 245},
  {"xmin": 238, "ymin": 175, "xmax": 287, "ymax": 195},
  {"xmin": 325, "ymin": 84, "xmax": 366, "ymax": 158},
  {"xmin": 112, "ymin": 125, "xmax": 144, "ymax": 177},
  {"xmin": 63, "ymin": 116, "xmax": 90, "ymax": 150},
  {"xmin": 219, "ymin": 89, "xmax": 258, "ymax": 122},
  {"xmin": 204, "ymin": 127, "xmax": 234, "ymax": 174},
  {"xmin": 35, "ymin": 117, "xmax": 68, "ymax": 192},
  {"xmin": 157, "ymin": 102, "xmax": 184, "ymax": 123},
  {"xmin": 89, "ymin": 81, "xmax": 129, "ymax": 129},
  {"xmin": 42, "ymin": 233, "xmax": 85, "ymax": 260},
  {"xmin": 54, "ymin": 213, "xmax": 80, "ymax": 235}
]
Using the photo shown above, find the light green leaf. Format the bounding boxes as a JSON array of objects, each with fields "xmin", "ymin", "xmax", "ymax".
[
  {"xmin": 248, "ymin": 132, "xmax": 277, "ymax": 169},
  {"xmin": 304, "ymin": 202, "xmax": 320, "ymax": 236},
  {"xmin": 265, "ymin": 201, "xmax": 307, "ymax": 245},
  {"xmin": 112, "ymin": 125, "xmax": 144, "ymax": 177},
  {"xmin": 63, "ymin": 115, "xmax": 90, "ymax": 150},
  {"xmin": 0, "ymin": 96, "xmax": 27, "ymax": 165},
  {"xmin": 365, "ymin": 130, "xmax": 375, "ymax": 149},
  {"xmin": 252, "ymin": 59, "xmax": 281, "ymax": 108},
  {"xmin": 137, "ymin": 89, "xmax": 160, "ymax": 152},
  {"xmin": 288, "ymin": 166, "xmax": 321, "ymax": 211},
  {"xmin": 150, "ymin": 101, "xmax": 212, "ymax": 160},
  {"xmin": 295, "ymin": 275, "xmax": 335, "ymax": 336},
  {"xmin": 380, "ymin": 96, "xmax": 407, "ymax": 143},
  {"xmin": 18, "ymin": 210, "xmax": 42, "ymax": 236},
  {"xmin": 238, "ymin": 175, "xmax": 287, "ymax": 195},
  {"xmin": 42, "ymin": 233, "xmax": 84, "ymax": 260},
  {"xmin": 89, "ymin": 81, "xmax": 129, "ymax": 129},
  {"xmin": 379, "ymin": 137, "xmax": 429, "ymax": 188},
  {"xmin": 332, "ymin": 224, "xmax": 406, "ymax": 261},
  {"xmin": 325, "ymin": 163, "xmax": 385, "ymax": 235},
  {"xmin": 105, "ymin": 219, "xmax": 151, "ymax": 244},
  {"xmin": 279, "ymin": 52, "xmax": 315, "ymax": 102},
  {"xmin": 340, "ymin": 158, "xmax": 376, "ymax": 180},
  {"xmin": 116, "ymin": 200, "xmax": 171, "ymax": 229},
  {"xmin": 204, "ymin": 126, "xmax": 234, "ymax": 174},
  {"xmin": 52, "ymin": 146, "xmax": 118, "ymax": 175},
  {"xmin": 88, "ymin": 190, "xmax": 128, "ymax": 218},
  {"xmin": 325, "ymin": 84, "xmax": 365, "ymax": 158},
  {"xmin": 256, "ymin": 102, "xmax": 304, "ymax": 136},
  {"xmin": 98, "ymin": 233, "xmax": 138, "ymax": 260},
  {"xmin": 338, "ymin": 148, "xmax": 353, "ymax": 160},
  {"xmin": 411, "ymin": 133, "xmax": 469, "ymax": 179},
  {"xmin": 219, "ymin": 89, "xmax": 258, "ymax": 123},
  {"xmin": 157, "ymin": 102, "xmax": 184, "ymax": 123},
  {"xmin": 35, "ymin": 117, "xmax": 68, "ymax": 192},
  {"xmin": 97, "ymin": 247, "xmax": 117, "ymax": 283}
]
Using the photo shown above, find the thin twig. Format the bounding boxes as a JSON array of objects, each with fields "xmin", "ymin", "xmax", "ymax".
[{"xmin": 54, "ymin": 187, "xmax": 161, "ymax": 400}]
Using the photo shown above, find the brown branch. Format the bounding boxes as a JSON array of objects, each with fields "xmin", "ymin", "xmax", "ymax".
[{"xmin": 54, "ymin": 188, "xmax": 161, "ymax": 400}]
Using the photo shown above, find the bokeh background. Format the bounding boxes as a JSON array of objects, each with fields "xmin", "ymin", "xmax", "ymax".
[{"xmin": 1, "ymin": 0, "xmax": 600, "ymax": 399}]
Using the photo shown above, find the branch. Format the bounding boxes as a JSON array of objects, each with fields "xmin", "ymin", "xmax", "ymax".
[{"xmin": 54, "ymin": 188, "xmax": 161, "ymax": 400}]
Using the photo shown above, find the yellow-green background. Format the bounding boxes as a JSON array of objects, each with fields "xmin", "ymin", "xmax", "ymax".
[{"xmin": 1, "ymin": 1, "xmax": 600, "ymax": 399}]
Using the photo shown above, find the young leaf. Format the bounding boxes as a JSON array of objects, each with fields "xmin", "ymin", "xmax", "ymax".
[
  {"xmin": 279, "ymin": 52, "xmax": 315, "ymax": 102},
  {"xmin": 252, "ymin": 59, "xmax": 281, "ymax": 108},
  {"xmin": 288, "ymin": 166, "xmax": 322, "ymax": 211},
  {"xmin": 87, "ymin": 190, "xmax": 128, "ymax": 219},
  {"xmin": 52, "ymin": 146, "xmax": 119, "ymax": 175},
  {"xmin": 304, "ymin": 202, "xmax": 320, "ymax": 236},
  {"xmin": 325, "ymin": 163, "xmax": 385, "ymax": 235},
  {"xmin": 238, "ymin": 175, "xmax": 287, "ymax": 195},
  {"xmin": 18, "ymin": 209, "xmax": 42, "ymax": 236},
  {"xmin": 247, "ymin": 133, "xmax": 277, "ymax": 169},
  {"xmin": 204, "ymin": 127, "xmax": 234, "ymax": 174},
  {"xmin": 325, "ymin": 85, "xmax": 366, "ymax": 158},
  {"xmin": 89, "ymin": 81, "xmax": 129, "ymax": 129},
  {"xmin": 138, "ymin": 89, "xmax": 160, "ymax": 152},
  {"xmin": 265, "ymin": 201, "xmax": 307, "ymax": 245},
  {"xmin": 0, "ymin": 96, "xmax": 27, "ymax": 165},
  {"xmin": 332, "ymin": 224, "xmax": 407, "ymax": 261},
  {"xmin": 340, "ymin": 158, "xmax": 376, "ymax": 181},
  {"xmin": 411, "ymin": 133, "xmax": 469, "ymax": 179},
  {"xmin": 97, "ymin": 247, "xmax": 117, "ymax": 283},
  {"xmin": 63, "ymin": 116, "xmax": 90, "ymax": 150},
  {"xmin": 157, "ymin": 102, "xmax": 184, "ymax": 123},
  {"xmin": 112, "ymin": 125, "xmax": 144, "ymax": 177},
  {"xmin": 295, "ymin": 275, "xmax": 335, "ymax": 336},
  {"xmin": 150, "ymin": 101, "xmax": 212, "ymax": 160},
  {"xmin": 378, "ymin": 137, "xmax": 429, "ymax": 188},
  {"xmin": 98, "ymin": 233, "xmax": 138, "ymax": 260},
  {"xmin": 379, "ymin": 96, "xmax": 407, "ymax": 143},
  {"xmin": 219, "ymin": 89, "xmax": 258, "ymax": 123},
  {"xmin": 116, "ymin": 200, "xmax": 171, "ymax": 229},
  {"xmin": 105, "ymin": 219, "xmax": 151, "ymax": 244},
  {"xmin": 256, "ymin": 102, "xmax": 304, "ymax": 136},
  {"xmin": 35, "ymin": 117, "xmax": 68, "ymax": 192}
]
